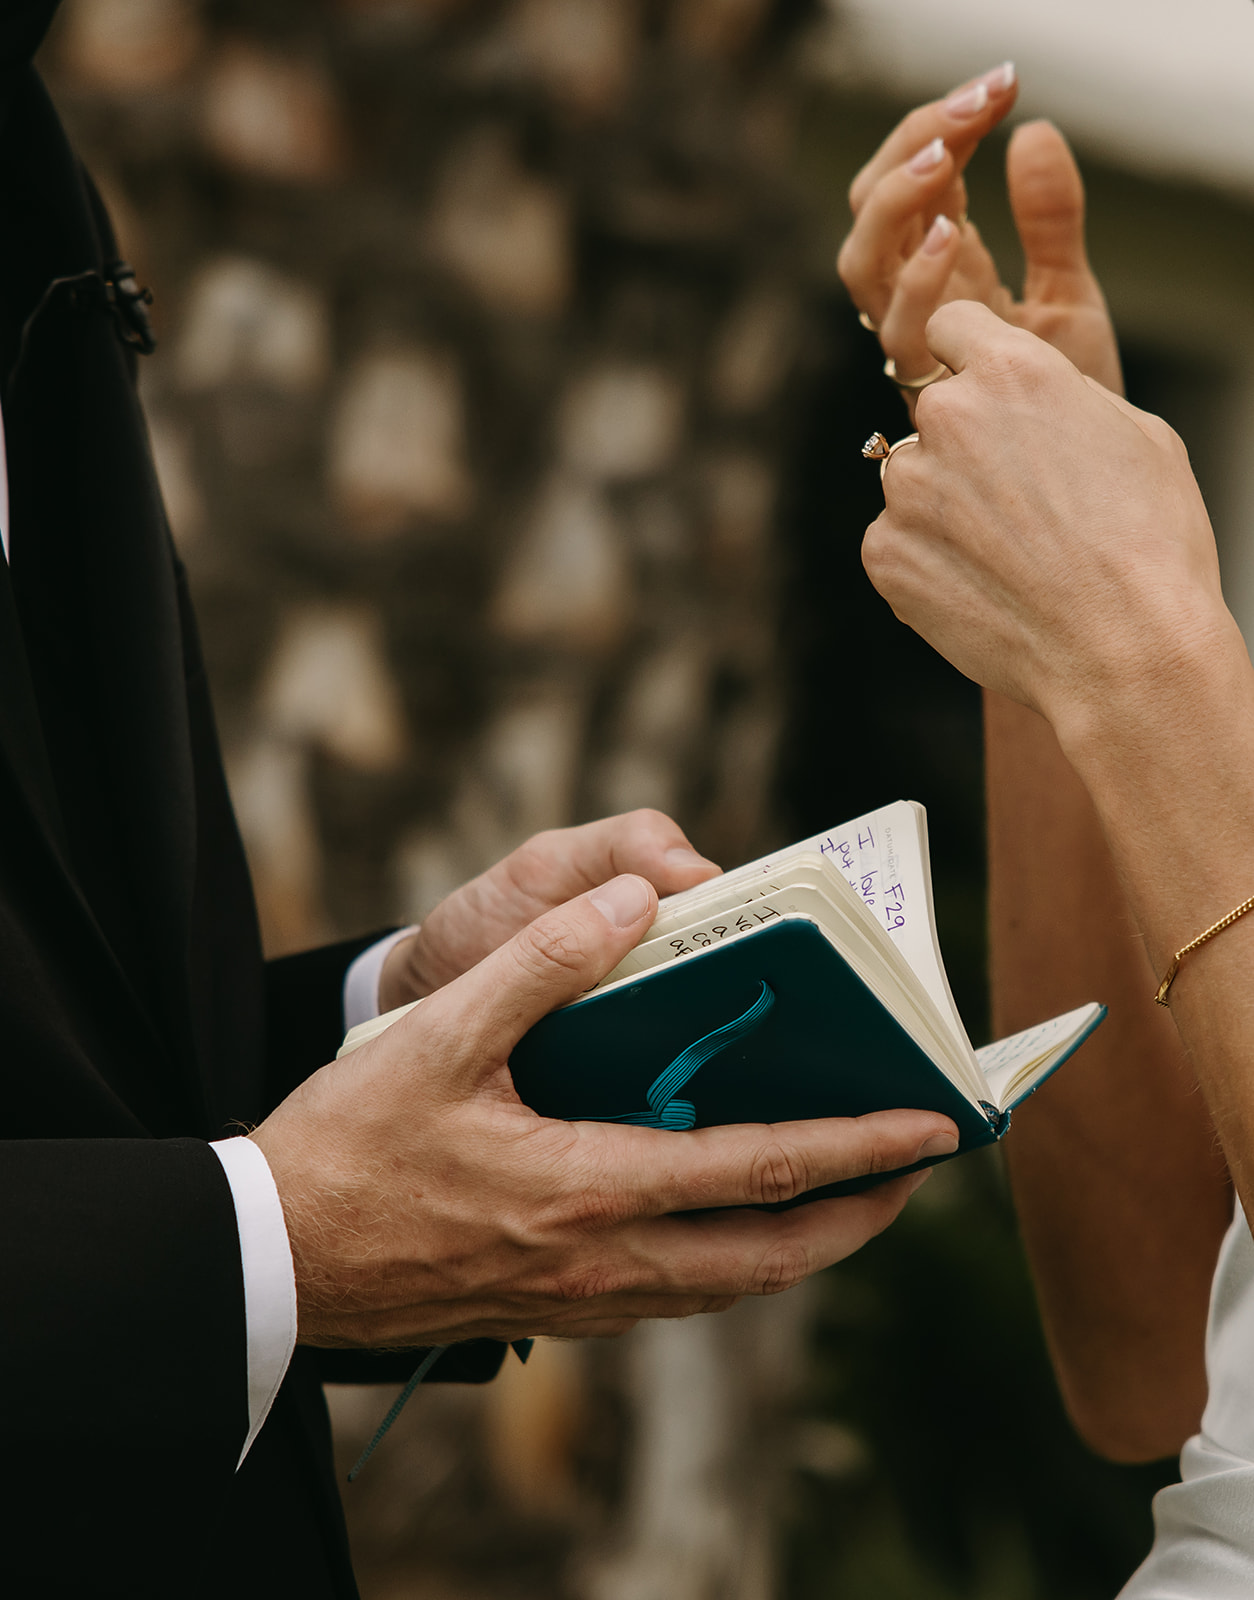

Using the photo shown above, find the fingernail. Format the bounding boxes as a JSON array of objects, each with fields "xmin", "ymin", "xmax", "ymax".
[
  {"xmin": 590, "ymin": 874, "xmax": 653, "ymax": 929},
  {"xmin": 908, "ymin": 1168, "xmax": 933, "ymax": 1194},
  {"xmin": 984, "ymin": 60, "xmax": 1016, "ymax": 92},
  {"xmin": 944, "ymin": 81, "xmax": 988, "ymax": 119},
  {"xmin": 916, "ymin": 1131, "xmax": 959, "ymax": 1160},
  {"xmin": 664, "ymin": 846, "xmax": 719, "ymax": 874},
  {"xmin": 923, "ymin": 214, "xmax": 954, "ymax": 255},
  {"xmin": 908, "ymin": 136, "xmax": 946, "ymax": 175}
]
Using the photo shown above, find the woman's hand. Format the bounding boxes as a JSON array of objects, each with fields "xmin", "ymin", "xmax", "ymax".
[
  {"xmin": 378, "ymin": 810, "xmax": 721, "ymax": 1011},
  {"xmin": 837, "ymin": 65, "xmax": 1122, "ymax": 414},
  {"xmin": 864, "ymin": 302, "xmax": 1227, "ymax": 740},
  {"xmin": 866, "ymin": 302, "xmax": 1254, "ymax": 1259}
]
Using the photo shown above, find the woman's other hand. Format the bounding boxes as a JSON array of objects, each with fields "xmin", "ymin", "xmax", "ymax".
[
  {"xmin": 864, "ymin": 303, "xmax": 1226, "ymax": 736},
  {"xmin": 837, "ymin": 66, "xmax": 1122, "ymax": 414}
]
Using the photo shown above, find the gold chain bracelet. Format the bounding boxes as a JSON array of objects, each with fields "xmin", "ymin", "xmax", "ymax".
[{"xmin": 1155, "ymin": 894, "xmax": 1254, "ymax": 1005}]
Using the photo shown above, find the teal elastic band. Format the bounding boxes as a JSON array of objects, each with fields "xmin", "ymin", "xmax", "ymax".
[
  {"xmin": 591, "ymin": 980, "xmax": 775, "ymax": 1130},
  {"xmin": 348, "ymin": 1344, "xmax": 448, "ymax": 1481}
]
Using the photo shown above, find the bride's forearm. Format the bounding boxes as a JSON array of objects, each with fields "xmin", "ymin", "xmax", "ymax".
[
  {"xmin": 1056, "ymin": 614, "xmax": 1254, "ymax": 1211},
  {"xmin": 987, "ymin": 691, "xmax": 1229, "ymax": 1460}
]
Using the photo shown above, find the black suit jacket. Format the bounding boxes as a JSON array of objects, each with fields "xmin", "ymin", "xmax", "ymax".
[{"xmin": 0, "ymin": 10, "xmax": 503, "ymax": 1594}]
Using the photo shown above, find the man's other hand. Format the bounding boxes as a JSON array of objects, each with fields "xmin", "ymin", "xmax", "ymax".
[
  {"xmin": 378, "ymin": 810, "xmax": 722, "ymax": 1012},
  {"xmin": 252, "ymin": 874, "xmax": 958, "ymax": 1348}
]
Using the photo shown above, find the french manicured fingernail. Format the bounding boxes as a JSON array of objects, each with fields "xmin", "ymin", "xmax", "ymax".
[
  {"xmin": 664, "ymin": 846, "xmax": 719, "ymax": 873},
  {"xmin": 908, "ymin": 137, "xmax": 946, "ymax": 175},
  {"xmin": 908, "ymin": 1168, "xmax": 933, "ymax": 1194},
  {"xmin": 923, "ymin": 214, "xmax": 955, "ymax": 255},
  {"xmin": 590, "ymin": 874, "xmax": 653, "ymax": 929},
  {"xmin": 916, "ymin": 1131, "xmax": 959, "ymax": 1160},
  {"xmin": 984, "ymin": 60, "xmax": 1016, "ymax": 92},
  {"xmin": 944, "ymin": 81, "xmax": 988, "ymax": 119}
]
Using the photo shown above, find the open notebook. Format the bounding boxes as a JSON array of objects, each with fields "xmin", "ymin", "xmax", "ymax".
[{"xmin": 340, "ymin": 800, "xmax": 1103, "ymax": 1185}]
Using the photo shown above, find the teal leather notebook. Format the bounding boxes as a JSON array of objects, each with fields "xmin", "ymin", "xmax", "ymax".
[
  {"xmin": 507, "ymin": 917, "xmax": 1100, "ymax": 1195},
  {"xmin": 341, "ymin": 800, "xmax": 1104, "ymax": 1192}
]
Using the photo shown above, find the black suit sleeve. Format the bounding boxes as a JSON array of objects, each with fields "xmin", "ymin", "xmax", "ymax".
[
  {"xmin": 0, "ymin": 1135, "xmax": 249, "ymax": 1564},
  {"xmin": 0, "ymin": 4, "xmax": 57, "ymax": 80},
  {"xmin": 263, "ymin": 930, "xmax": 396, "ymax": 1109},
  {"xmin": 316, "ymin": 1342, "xmax": 510, "ymax": 1386}
]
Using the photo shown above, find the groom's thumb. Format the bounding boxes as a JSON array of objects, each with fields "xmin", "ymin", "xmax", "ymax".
[{"xmin": 420, "ymin": 875, "xmax": 658, "ymax": 1082}]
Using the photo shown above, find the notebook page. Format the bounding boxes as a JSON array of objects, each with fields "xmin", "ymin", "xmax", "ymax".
[
  {"xmin": 657, "ymin": 802, "xmax": 922, "ymax": 950},
  {"xmin": 647, "ymin": 800, "xmax": 969, "ymax": 1056},
  {"xmin": 610, "ymin": 879, "xmax": 967, "ymax": 1079},
  {"xmin": 790, "ymin": 802, "xmax": 967, "ymax": 1051},
  {"xmin": 975, "ymin": 1003, "xmax": 1103, "ymax": 1109}
]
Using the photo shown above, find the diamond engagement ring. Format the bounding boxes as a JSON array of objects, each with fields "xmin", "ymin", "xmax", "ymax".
[{"xmin": 861, "ymin": 431, "xmax": 920, "ymax": 483}]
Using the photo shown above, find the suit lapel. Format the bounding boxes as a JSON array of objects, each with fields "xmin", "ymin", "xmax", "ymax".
[
  {"xmin": 0, "ymin": 535, "xmax": 177, "ymax": 1075},
  {"xmin": 7, "ymin": 283, "xmax": 203, "ymax": 1109},
  {"xmin": 1, "ymin": 74, "xmax": 206, "ymax": 1121},
  {"xmin": 0, "ymin": 530, "xmax": 67, "ymax": 855}
]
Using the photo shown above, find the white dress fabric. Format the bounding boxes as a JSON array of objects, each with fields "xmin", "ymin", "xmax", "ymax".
[{"xmin": 1120, "ymin": 1207, "xmax": 1254, "ymax": 1596}]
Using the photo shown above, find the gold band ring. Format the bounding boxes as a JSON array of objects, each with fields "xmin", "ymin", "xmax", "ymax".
[
  {"xmin": 857, "ymin": 309, "xmax": 880, "ymax": 334},
  {"xmin": 883, "ymin": 356, "xmax": 949, "ymax": 391},
  {"xmin": 861, "ymin": 431, "xmax": 920, "ymax": 483}
]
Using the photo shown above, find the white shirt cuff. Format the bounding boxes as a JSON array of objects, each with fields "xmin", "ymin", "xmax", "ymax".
[
  {"xmin": 210, "ymin": 1135, "xmax": 298, "ymax": 1468},
  {"xmin": 342, "ymin": 926, "xmax": 418, "ymax": 1032}
]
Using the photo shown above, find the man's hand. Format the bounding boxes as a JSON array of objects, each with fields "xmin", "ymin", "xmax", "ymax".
[
  {"xmin": 252, "ymin": 873, "xmax": 958, "ymax": 1348},
  {"xmin": 378, "ymin": 810, "xmax": 722, "ymax": 1012},
  {"xmin": 838, "ymin": 65, "xmax": 1122, "ymax": 415}
]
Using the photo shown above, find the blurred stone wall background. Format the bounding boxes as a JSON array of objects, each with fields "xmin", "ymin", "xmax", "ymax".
[
  {"xmin": 46, "ymin": 0, "xmax": 821, "ymax": 958},
  {"xmin": 40, "ymin": 3, "xmax": 833, "ymax": 1597}
]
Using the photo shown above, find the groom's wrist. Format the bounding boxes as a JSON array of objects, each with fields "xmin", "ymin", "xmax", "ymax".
[{"xmin": 377, "ymin": 928, "xmax": 432, "ymax": 1013}]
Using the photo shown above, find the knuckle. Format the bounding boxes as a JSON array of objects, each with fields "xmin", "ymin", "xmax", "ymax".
[
  {"xmin": 698, "ymin": 1294, "xmax": 738, "ymax": 1317},
  {"xmin": 559, "ymin": 1186, "xmax": 609, "ymax": 1231},
  {"xmin": 525, "ymin": 826, "xmax": 563, "ymax": 858},
  {"xmin": 657, "ymin": 1294, "xmax": 738, "ymax": 1320},
  {"xmin": 627, "ymin": 806, "xmax": 670, "ymax": 833},
  {"xmin": 745, "ymin": 1136, "xmax": 811, "ymax": 1207},
  {"xmin": 870, "ymin": 1183, "xmax": 913, "ymax": 1234},
  {"xmin": 835, "ymin": 234, "xmax": 857, "ymax": 288},
  {"xmin": 560, "ymin": 1172, "xmax": 632, "ymax": 1231},
  {"xmin": 593, "ymin": 1318, "xmax": 639, "ymax": 1339},
  {"xmin": 836, "ymin": 237, "xmax": 875, "ymax": 299},
  {"xmin": 550, "ymin": 1261, "xmax": 624, "ymax": 1306},
  {"xmin": 979, "ymin": 335, "xmax": 1050, "ymax": 393},
  {"xmin": 912, "ymin": 375, "xmax": 956, "ymax": 433},
  {"xmin": 910, "ymin": 381, "xmax": 941, "ymax": 432},
  {"xmin": 750, "ymin": 1238, "xmax": 811, "ymax": 1297},
  {"xmin": 847, "ymin": 164, "xmax": 873, "ymax": 216},
  {"xmin": 1143, "ymin": 412, "xmax": 1185, "ymax": 457},
  {"xmin": 861, "ymin": 519, "xmax": 905, "ymax": 593},
  {"xmin": 855, "ymin": 1119, "xmax": 901, "ymax": 1177},
  {"xmin": 622, "ymin": 806, "xmax": 679, "ymax": 859},
  {"xmin": 860, "ymin": 529, "xmax": 887, "ymax": 587},
  {"xmin": 513, "ymin": 918, "xmax": 588, "ymax": 984}
]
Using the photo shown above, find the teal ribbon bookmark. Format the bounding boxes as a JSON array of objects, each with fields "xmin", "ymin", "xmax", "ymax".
[
  {"xmin": 348, "ymin": 1344, "xmax": 448, "ymax": 1481},
  {"xmin": 348, "ymin": 981, "xmax": 774, "ymax": 1478},
  {"xmin": 593, "ymin": 980, "xmax": 775, "ymax": 1130}
]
